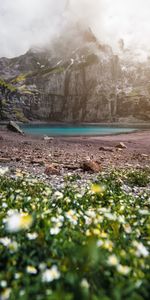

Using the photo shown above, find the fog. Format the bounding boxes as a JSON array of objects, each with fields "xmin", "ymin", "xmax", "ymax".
[{"xmin": 0, "ymin": 0, "xmax": 150, "ymax": 59}]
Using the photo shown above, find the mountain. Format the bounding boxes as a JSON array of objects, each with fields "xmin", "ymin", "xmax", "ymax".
[{"xmin": 0, "ymin": 26, "xmax": 150, "ymax": 123}]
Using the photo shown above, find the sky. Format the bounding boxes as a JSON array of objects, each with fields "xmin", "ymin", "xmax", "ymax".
[{"xmin": 0, "ymin": 0, "xmax": 150, "ymax": 58}]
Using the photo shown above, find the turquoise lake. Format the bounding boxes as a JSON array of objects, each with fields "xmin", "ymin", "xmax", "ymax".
[{"xmin": 21, "ymin": 125, "xmax": 137, "ymax": 136}]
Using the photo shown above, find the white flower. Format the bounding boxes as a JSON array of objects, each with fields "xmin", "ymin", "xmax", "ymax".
[
  {"xmin": 123, "ymin": 224, "xmax": 132, "ymax": 234},
  {"xmin": 42, "ymin": 265, "xmax": 60, "ymax": 282},
  {"xmin": 39, "ymin": 263, "xmax": 46, "ymax": 271},
  {"xmin": 8, "ymin": 241, "xmax": 18, "ymax": 252},
  {"xmin": 65, "ymin": 210, "xmax": 78, "ymax": 225},
  {"xmin": 0, "ymin": 167, "xmax": 9, "ymax": 176},
  {"xmin": 6, "ymin": 213, "xmax": 33, "ymax": 232},
  {"xmin": 14, "ymin": 273, "xmax": 22, "ymax": 280},
  {"xmin": 97, "ymin": 240, "xmax": 104, "ymax": 247},
  {"xmin": 26, "ymin": 266, "xmax": 37, "ymax": 274},
  {"xmin": 51, "ymin": 216, "xmax": 64, "ymax": 223},
  {"xmin": 133, "ymin": 241, "xmax": 149, "ymax": 257},
  {"xmin": 27, "ymin": 233, "xmax": 38, "ymax": 240},
  {"xmin": 86, "ymin": 209, "xmax": 96, "ymax": 218},
  {"xmin": 105, "ymin": 212, "xmax": 117, "ymax": 221},
  {"xmin": 80, "ymin": 279, "xmax": 90, "ymax": 289},
  {"xmin": 2, "ymin": 203, "xmax": 7, "ymax": 208},
  {"xmin": 0, "ymin": 288, "xmax": 11, "ymax": 300},
  {"xmin": 139, "ymin": 209, "xmax": 149, "ymax": 215},
  {"xmin": 0, "ymin": 237, "xmax": 11, "ymax": 247},
  {"xmin": 117, "ymin": 215, "xmax": 125, "ymax": 224},
  {"xmin": 50, "ymin": 227, "xmax": 61, "ymax": 235},
  {"xmin": 0, "ymin": 281, "xmax": 7, "ymax": 288},
  {"xmin": 108, "ymin": 255, "xmax": 119, "ymax": 266},
  {"xmin": 117, "ymin": 264, "xmax": 131, "ymax": 275},
  {"xmin": 53, "ymin": 191, "xmax": 63, "ymax": 199}
]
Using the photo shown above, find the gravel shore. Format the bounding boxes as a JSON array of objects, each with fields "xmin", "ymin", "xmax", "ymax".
[{"xmin": 0, "ymin": 129, "xmax": 150, "ymax": 183}]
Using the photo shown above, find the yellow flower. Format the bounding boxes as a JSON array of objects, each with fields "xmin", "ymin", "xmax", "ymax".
[
  {"xmin": 91, "ymin": 184, "xmax": 105, "ymax": 194},
  {"xmin": 103, "ymin": 240, "xmax": 114, "ymax": 252},
  {"xmin": 20, "ymin": 214, "xmax": 33, "ymax": 229},
  {"xmin": 93, "ymin": 228, "xmax": 101, "ymax": 236}
]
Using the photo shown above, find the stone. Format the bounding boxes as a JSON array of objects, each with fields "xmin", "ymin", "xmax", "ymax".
[
  {"xmin": 115, "ymin": 142, "xmax": 127, "ymax": 149},
  {"xmin": 30, "ymin": 159, "xmax": 45, "ymax": 166},
  {"xmin": 81, "ymin": 159, "xmax": 101, "ymax": 173},
  {"xmin": 99, "ymin": 146, "xmax": 114, "ymax": 152},
  {"xmin": 44, "ymin": 164, "xmax": 60, "ymax": 175},
  {"xmin": 44, "ymin": 136, "xmax": 54, "ymax": 141},
  {"xmin": 141, "ymin": 154, "xmax": 149, "ymax": 158},
  {"xmin": 0, "ymin": 157, "xmax": 11, "ymax": 162},
  {"xmin": 7, "ymin": 121, "xmax": 23, "ymax": 135}
]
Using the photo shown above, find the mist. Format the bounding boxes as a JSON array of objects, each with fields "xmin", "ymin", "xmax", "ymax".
[{"xmin": 0, "ymin": 0, "xmax": 150, "ymax": 59}]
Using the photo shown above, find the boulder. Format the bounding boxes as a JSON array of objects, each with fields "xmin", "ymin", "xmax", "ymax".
[
  {"xmin": 115, "ymin": 142, "xmax": 127, "ymax": 149},
  {"xmin": 44, "ymin": 136, "xmax": 54, "ymax": 141},
  {"xmin": 81, "ymin": 159, "xmax": 101, "ymax": 173},
  {"xmin": 7, "ymin": 121, "xmax": 23, "ymax": 135},
  {"xmin": 44, "ymin": 164, "xmax": 60, "ymax": 175},
  {"xmin": 99, "ymin": 146, "xmax": 114, "ymax": 152}
]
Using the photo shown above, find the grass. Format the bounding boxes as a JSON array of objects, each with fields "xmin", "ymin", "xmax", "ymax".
[
  {"xmin": 0, "ymin": 168, "xmax": 149, "ymax": 300},
  {"xmin": 0, "ymin": 78, "xmax": 17, "ymax": 93}
]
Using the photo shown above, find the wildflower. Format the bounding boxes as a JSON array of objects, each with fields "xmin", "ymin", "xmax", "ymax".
[
  {"xmin": 118, "ymin": 215, "xmax": 125, "ymax": 224},
  {"xmin": 53, "ymin": 191, "xmax": 63, "ymax": 199},
  {"xmin": 26, "ymin": 266, "xmax": 37, "ymax": 274},
  {"xmin": 108, "ymin": 254, "xmax": 119, "ymax": 266},
  {"xmin": 2, "ymin": 203, "xmax": 7, "ymax": 208},
  {"xmin": 97, "ymin": 240, "xmax": 104, "ymax": 247},
  {"xmin": 133, "ymin": 241, "xmax": 149, "ymax": 257},
  {"xmin": 0, "ymin": 281, "xmax": 7, "ymax": 288},
  {"xmin": 139, "ymin": 209, "xmax": 149, "ymax": 215},
  {"xmin": 80, "ymin": 279, "xmax": 90, "ymax": 289},
  {"xmin": 27, "ymin": 232, "xmax": 38, "ymax": 240},
  {"xmin": 103, "ymin": 240, "xmax": 114, "ymax": 252},
  {"xmin": 123, "ymin": 223, "xmax": 132, "ymax": 234},
  {"xmin": 93, "ymin": 228, "xmax": 101, "ymax": 236},
  {"xmin": 91, "ymin": 183, "xmax": 105, "ymax": 194},
  {"xmin": 65, "ymin": 210, "xmax": 78, "ymax": 225},
  {"xmin": 6, "ymin": 213, "xmax": 33, "ymax": 232},
  {"xmin": 1, "ymin": 288, "xmax": 11, "ymax": 300},
  {"xmin": 0, "ymin": 237, "xmax": 12, "ymax": 247},
  {"xmin": 105, "ymin": 212, "xmax": 117, "ymax": 221},
  {"xmin": 42, "ymin": 265, "xmax": 60, "ymax": 282},
  {"xmin": 39, "ymin": 263, "xmax": 46, "ymax": 271},
  {"xmin": 50, "ymin": 227, "xmax": 61, "ymax": 235},
  {"xmin": 0, "ymin": 167, "xmax": 9, "ymax": 176},
  {"xmin": 14, "ymin": 273, "xmax": 22, "ymax": 280},
  {"xmin": 8, "ymin": 241, "xmax": 18, "ymax": 252},
  {"xmin": 86, "ymin": 209, "xmax": 96, "ymax": 218},
  {"xmin": 117, "ymin": 264, "xmax": 131, "ymax": 275}
]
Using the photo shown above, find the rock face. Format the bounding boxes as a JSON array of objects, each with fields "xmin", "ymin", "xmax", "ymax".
[{"xmin": 0, "ymin": 26, "xmax": 150, "ymax": 123}]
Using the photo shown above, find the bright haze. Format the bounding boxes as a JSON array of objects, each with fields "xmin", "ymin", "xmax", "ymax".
[{"xmin": 0, "ymin": 0, "xmax": 150, "ymax": 60}]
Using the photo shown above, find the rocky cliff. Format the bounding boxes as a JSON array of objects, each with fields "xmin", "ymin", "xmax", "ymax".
[{"xmin": 0, "ymin": 27, "xmax": 150, "ymax": 123}]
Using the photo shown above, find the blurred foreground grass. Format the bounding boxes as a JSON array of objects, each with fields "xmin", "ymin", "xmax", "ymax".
[{"xmin": 0, "ymin": 168, "xmax": 149, "ymax": 300}]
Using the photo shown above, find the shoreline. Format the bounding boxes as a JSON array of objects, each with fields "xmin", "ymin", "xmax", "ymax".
[{"xmin": 1, "ymin": 120, "xmax": 150, "ymax": 129}]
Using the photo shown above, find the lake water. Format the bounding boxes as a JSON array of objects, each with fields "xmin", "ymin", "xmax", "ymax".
[{"xmin": 21, "ymin": 124, "xmax": 137, "ymax": 136}]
